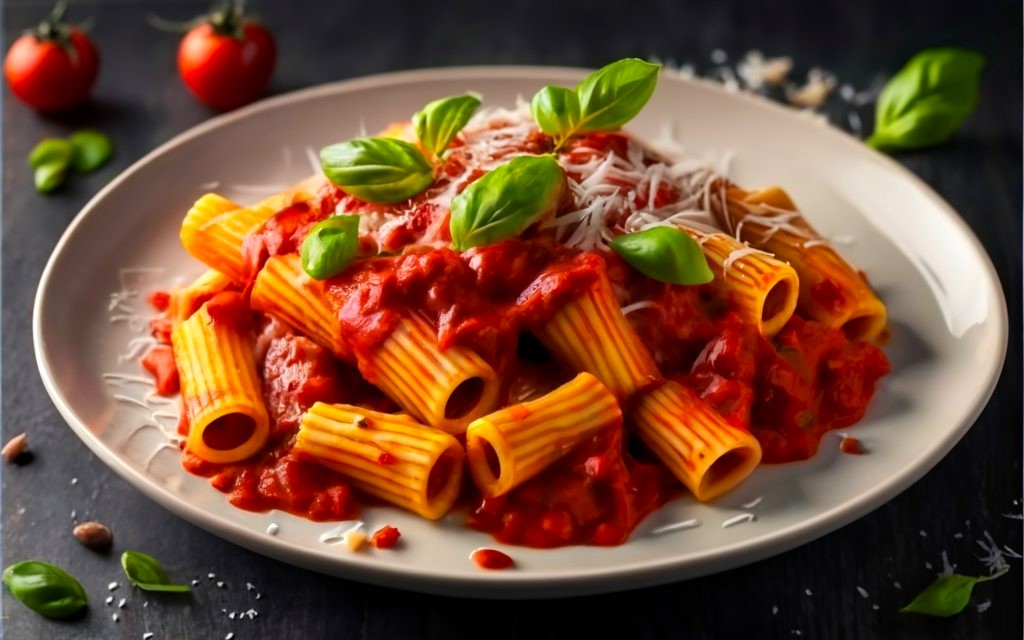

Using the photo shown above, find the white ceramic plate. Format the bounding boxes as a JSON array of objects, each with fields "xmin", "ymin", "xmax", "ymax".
[{"xmin": 34, "ymin": 67, "xmax": 1007, "ymax": 598}]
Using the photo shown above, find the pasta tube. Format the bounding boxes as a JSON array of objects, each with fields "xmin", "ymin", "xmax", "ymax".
[
  {"xmin": 536, "ymin": 271, "xmax": 661, "ymax": 399},
  {"xmin": 250, "ymin": 254, "xmax": 349, "ymax": 358},
  {"xmin": 466, "ymin": 372, "xmax": 620, "ymax": 498},
  {"xmin": 684, "ymin": 228, "xmax": 799, "ymax": 337},
  {"xmin": 251, "ymin": 254, "xmax": 500, "ymax": 434},
  {"xmin": 632, "ymin": 381, "xmax": 762, "ymax": 501},
  {"xmin": 717, "ymin": 186, "xmax": 887, "ymax": 342},
  {"xmin": 294, "ymin": 403, "xmax": 464, "ymax": 519},
  {"xmin": 171, "ymin": 295, "xmax": 269, "ymax": 463},
  {"xmin": 180, "ymin": 175, "xmax": 324, "ymax": 283}
]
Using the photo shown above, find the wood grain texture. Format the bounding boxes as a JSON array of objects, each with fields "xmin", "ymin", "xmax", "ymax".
[{"xmin": 3, "ymin": 0, "xmax": 1020, "ymax": 638}]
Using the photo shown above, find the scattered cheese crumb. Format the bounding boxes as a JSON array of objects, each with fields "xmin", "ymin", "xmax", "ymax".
[
  {"xmin": 143, "ymin": 633, "xmax": 154, "ymax": 640},
  {"xmin": 216, "ymin": 581, "xmax": 225, "ymax": 588},
  {"xmin": 108, "ymin": 582, "xmax": 119, "ymax": 591},
  {"xmin": 225, "ymin": 634, "xmax": 235, "ymax": 640},
  {"xmin": 925, "ymin": 562, "xmax": 933, "ymax": 570},
  {"xmin": 976, "ymin": 600, "xmax": 992, "ymax": 613},
  {"xmin": 954, "ymin": 532, "xmax": 964, "ymax": 539},
  {"xmin": 856, "ymin": 586, "xmax": 869, "ymax": 599},
  {"xmin": 118, "ymin": 598, "xmax": 126, "ymax": 609},
  {"xmin": 788, "ymin": 69, "xmax": 836, "ymax": 107},
  {"xmin": 893, "ymin": 581, "xmax": 902, "ymax": 589},
  {"xmin": 266, "ymin": 523, "xmax": 280, "ymax": 536},
  {"xmin": 208, "ymin": 573, "xmax": 216, "ymax": 580},
  {"xmin": 345, "ymin": 530, "xmax": 368, "ymax": 552},
  {"xmin": 771, "ymin": 605, "xmax": 778, "ymax": 615},
  {"xmin": 191, "ymin": 579, "xmax": 200, "ymax": 586},
  {"xmin": 105, "ymin": 596, "xmax": 114, "ymax": 606},
  {"xmin": 736, "ymin": 51, "xmax": 793, "ymax": 89},
  {"xmin": 244, "ymin": 608, "xmax": 258, "ymax": 619},
  {"xmin": 228, "ymin": 612, "xmax": 236, "ymax": 620},
  {"xmin": 919, "ymin": 530, "xmax": 927, "ymax": 538},
  {"xmin": 255, "ymin": 593, "xmax": 262, "ymax": 600},
  {"xmin": 70, "ymin": 510, "xmax": 77, "ymax": 520},
  {"xmin": 246, "ymin": 582, "xmax": 256, "ymax": 592},
  {"xmin": 70, "ymin": 477, "xmax": 78, "ymax": 485},
  {"xmin": 872, "ymin": 604, "xmax": 880, "ymax": 611},
  {"xmin": 804, "ymin": 588, "xmax": 813, "ymax": 596},
  {"xmin": 790, "ymin": 631, "xmax": 802, "ymax": 636},
  {"xmin": 112, "ymin": 613, "xmax": 120, "ymax": 623}
]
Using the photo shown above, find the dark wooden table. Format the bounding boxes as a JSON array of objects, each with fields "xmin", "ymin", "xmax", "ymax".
[{"xmin": 3, "ymin": 0, "xmax": 1021, "ymax": 638}]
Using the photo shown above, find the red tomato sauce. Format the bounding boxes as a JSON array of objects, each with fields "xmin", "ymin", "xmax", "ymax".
[
  {"xmin": 470, "ymin": 548, "xmax": 515, "ymax": 570},
  {"xmin": 145, "ymin": 123, "xmax": 891, "ymax": 549}
]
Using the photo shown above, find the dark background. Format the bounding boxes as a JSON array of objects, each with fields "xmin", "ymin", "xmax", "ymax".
[{"xmin": 3, "ymin": 0, "xmax": 1021, "ymax": 638}]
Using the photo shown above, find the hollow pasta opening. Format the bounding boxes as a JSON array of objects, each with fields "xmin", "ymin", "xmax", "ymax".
[
  {"xmin": 761, "ymin": 279, "xmax": 794, "ymax": 324},
  {"xmin": 444, "ymin": 377, "xmax": 486, "ymax": 420},
  {"xmin": 841, "ymin": 315, "xmax": 879, "ymax": 342},
  {"xmin": 700, "ymin": 448, "xmax": 756, "ymax": 498},
  {"xmin": 202, "ymin": 414, "xmax": 256, "ymax": 451},
  {"xmin": 427, "ymin": 447, "xmax": 459, "ymax": 500}
]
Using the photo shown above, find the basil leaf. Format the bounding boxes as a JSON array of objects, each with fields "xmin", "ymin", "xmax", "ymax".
[
  {"xmin": 69, "ymin": 129, "xmax": 114, "ymax": 173},
  {"xmin": 28, "ymin": 138, "xmax": 72, "ymax": 168},
  {"xmin": 531, "ymin": 85, "xmax": 581, "ymax": 138},
  {"xmin": 3, "ymin": 561, "xmax": 87, "ymax": 619},
  {"xmin": 450, "ymin": 154, "xmax": 565, "ymax": 251},
  {"xmin": 120, "ymin": 551, "xmax": 190, "ymax": 593},
  {"xmin": 34, "ymin": 162, "xmax": 67, "ymax": 193},
  {"xmin": 575, "ymin": 58, "xmax": 660, "ymax": 133},
  {"xmin": 413, "ymin": 93, "xmax": 481, "ymax": 158},
  {"xmin": 301, "ymin": 215, "xmax": 360, "ymax": 280},
  {"xmin": 610, "ymin": 227, "xmax": 713, "ymax": 285},
  {"xmin": 900, "ymin": 574, "xmax": 979, "ymax": 617},
  {"xmin": 320, "ymin": 137, "xmax": 433, "ymax": 203},
  {"xmin": 868, "ymin": 48, "xmax": 985, "ymax": 150},
  {"xmin": 900, "ymin": 569, "xmax": 1006, "ymax": 617}
]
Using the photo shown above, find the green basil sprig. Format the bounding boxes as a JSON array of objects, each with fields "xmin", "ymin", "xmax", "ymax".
[
  {"xmin": 901, "ymin": 568, "xmax": 1007, "ymax": 617},
  {"xmin": 320, "ymin": 137, "xmax": 434, "ymax": 203},
  {"xmin": 120, "ymin": 551, "xmax": 190, "ymax": 593},
  {"xmin": 449, "ymin": 154, "xmax": 565, "ymax": 251},
  {"xmin": 301, "ymin": 215, "xmax": 360, "ymax": 280},
  {"xmin": 531, "ymin": 58, "xmax": 660, "ymax": 149},
  {"xmin": 609, "ymin": 227, "xmax": 713, "ymax": 285},
  {"xmin": 69, "ymin": 129, "xmax": 115, "ymax": 173},
  {"xmin": 3, "ymin": 561, "xmax": 88, "ymax": 619},
  {"xmin": 413, "ymin": 93, "xmax": 481, "ymax": 160},
  {"xmin": 867, "ymin": 48, "xmax": 985, "ymax": 151}
]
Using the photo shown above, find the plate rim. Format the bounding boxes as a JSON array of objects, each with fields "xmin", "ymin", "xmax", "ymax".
[{"xmin": 32, "ymin": 65, "xmax": 1010, "ymax": 597}]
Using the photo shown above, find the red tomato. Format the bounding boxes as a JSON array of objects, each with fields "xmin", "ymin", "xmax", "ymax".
[
  {"xmin": 4, "ymin": 28, "xmax": 99, "ymax": 113},
  {"xmin": 178, "ymin": 21, "xmax": 275, "ymax": 110}
]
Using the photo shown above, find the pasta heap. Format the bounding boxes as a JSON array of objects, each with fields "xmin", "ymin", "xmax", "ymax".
[{"xmin": 143, "ymin": 60, "xmax": 890, "ymax": 548}]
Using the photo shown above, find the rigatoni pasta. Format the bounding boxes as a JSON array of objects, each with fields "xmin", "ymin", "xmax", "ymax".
[
  {"xmin": 141, "ymin": 63, "xmax": 890, "ymax": 550},
  {"xmin": 294, "ymin": 403, "xmax": 464, "ymax": 519}
]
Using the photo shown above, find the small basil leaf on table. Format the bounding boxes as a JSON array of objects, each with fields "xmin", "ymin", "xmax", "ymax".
[
  {"xmin": 320, "ymin": 137, "xmax": 434, "ymax": 203},
  {"xmin": 531, "ymin": 85, "xmax": 581, "ymax": 140},
  {"xmin": 449, "ymin": 154, "xmax": 566, "ymax": 251},
  {"xmin": 301, "ymin": 215, "xmax": 361, "ymax": 280},
  {"xmin": 868, "ymin": 47, "xmax": 985, "ymax": 151},
  {"xmin": 120, "ymin": 551, "xmax": 191, "ymax": 593},
  {"xmin": 413, "ymin": 93, "xmax": 481, "ymax": 159},
  {"xmin": 27, "ymin": 138, "xmax": 72, "ymax": 168},
  {"xmin": 575, "ymin": 58, "xmax": 660, "ymax": 133},
  {"xmin": 900, "ymin": 569, "xmax": 1007, "ymax": 617},
  {"xmin": 3, "ymin": 560, "xmax": 88, "ymax": 619},
  {"xmin": 610, "ymin": 227, "xmax": 714, "ymax": 285},
  {"xmin": 69, "ymin": 129, "xmax": 115, "ymax": 173},
  {"xmin": 34, "ymin": 162, "xmax": 68, "ymax": 193}
]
